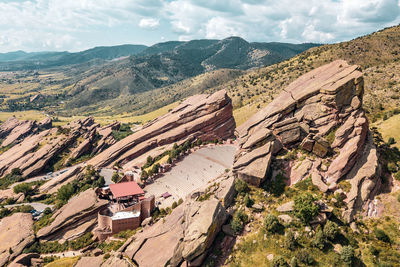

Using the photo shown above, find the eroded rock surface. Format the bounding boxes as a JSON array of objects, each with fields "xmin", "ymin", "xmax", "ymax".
[
  {"xmin": 0, "ymin": 213, "xmax": 34, "ymax": 266},
  {"xmin": 121, "ymin": 174, "xmax": 234, "ymax": 267},
  {"xmin": 88, "ymin": 90, "xmax": 236, "ymax": 168},
  {"xmin": 0, "ymin": 117, "xmax": 117, "ymax": 178},
  {"xmin": 233, "ymin": 60, "xmax": 380, "ymax": 221},
  {"xmin": 37, "ymin": 188, "xmax": 108, "ymax": 242}
]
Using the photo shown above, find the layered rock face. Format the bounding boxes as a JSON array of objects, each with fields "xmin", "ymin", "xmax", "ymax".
[
  {"xmin": 0, "ymin": 117, "xmax": 118, "ymax": 178},
  {"xmin": 0, "ymin": 213, "xmax": 35, "ymax": 266},
  {"xmin": 37, "ymin": 188, "xmax": 108, "ymax": 242},
  {"xmin": 0, "ymin": 117, "xmax": 52, "ymax": 148},
  {"xmin": 234, "ymin": 60, "xmax": 380, "ymax": 221},
  {"xmin": 120, "ymin": 174, "xmax": 235, "ymax": 267},
  {"xmin": 88, "ymin": 89, "xmax": 236, "ymax": 168}
]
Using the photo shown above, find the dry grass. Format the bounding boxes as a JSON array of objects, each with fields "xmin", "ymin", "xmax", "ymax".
[
  {"xmin": 44, "ymin": 257, "xmax": 80, "ymax": 267},
  {"xmin": 375, "ymin": 113, "xmax": 400, "ymax": 148}
]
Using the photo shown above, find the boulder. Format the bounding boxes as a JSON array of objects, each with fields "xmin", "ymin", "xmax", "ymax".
[
  {"xmin": 278, "ymin": 214, "xmax": 293, "ymax": 224},
  {"xmin": 277, "ymin": 201, "xmax": 294, "ymax": 212}
]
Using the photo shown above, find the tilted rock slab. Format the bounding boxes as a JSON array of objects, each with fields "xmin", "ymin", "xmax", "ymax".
[
  {"xmin": 0, "ymin": 213, "xmax": 35, "ymax": 266},
  {"xmin": 121, "ymin": 174, "xmax": 234, "ymax": 267},
  {"xmin": 37, "ymin": 188, "xmax": 108, "ymax": 242},
  {"xmin": 88, "ymin": 89, "xmax": 236, "ymax": 168},
  {"xmin": 234, "ymin": 60, "xmax": 380, "ymax": 222},
  {"xmin": 0, "ymin": 117, "xmax": 116, "ymax": 178}
]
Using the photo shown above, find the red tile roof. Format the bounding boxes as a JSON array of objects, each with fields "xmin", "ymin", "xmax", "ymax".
[{"xmin": 109, "ymin": 181, "xmax": 144, "ymax": 198}]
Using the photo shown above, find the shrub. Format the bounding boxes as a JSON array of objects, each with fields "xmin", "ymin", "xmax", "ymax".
[
  {"xmin": 388, "ymin": 137, "xmax": 396, "ymax": 145},
  {"xmin": 374, "ymin": 228, "xmax": 390, "ymax": 243},
  {"xmin": 234, "ymin": 179, "xmax": 249, "ymax": 195},
  {"xmin": 111, "ymin": 172, "xmax": 120, "ymax": 183},
  {"xmin": 284, "ymin": 231, "xmax": 297, "ymax": 250},
  {"xmin": 264, "ymin": 173, "xmax": 286, "ymax": 197},
  {"xmin": 11, "ymin": 168, "xmax": 22, "ymax": 176},
  {"xmin": 394, "ymin": 171, "xmax": 400, "ymax": 181},
  {"xmin": 231, "ymin": 209, "xmax": 248, "ymax": 234},
  {"xmin": 171, "ymin": 201, "xmax": 178, "ymax": 209},
  {"xmin": 13, "ymin": 183, "xmax": 33, "ymax": 195},
  {"xmin": 272, "ymin": 256, "xmax": 288, "ymax": 267},
  {"xmin": 293, "ymin": 193, "xmax": 319, "ymax": 224},
  {"xmin": 387, "ymin": 162, "xmax": 397, "ymax": 173},
  {"xmin": 57, "ymin": 183, "xmax": 74, "ymax": 203},
  {"xmin": 264, "ymin": 214, "xmax": 282, "ymax": 233},
  {"xmin": 312, "ymin": 228, "xmax": 327, "ymax": 250},
  {"xmin": 296, "ymin": 249, "xmax": 314, "ymax": 265},
  {"xmin": 324, "ymin": 220, "xmax": 339, "ymax": 241},
  {"xmin": 178, "ymin": 198, "xmax": 183, "ymax": 205},
  {"xmin": 369, "ymin": 245, "xmax": 379, "ymax": 256},
  {"xmin": 243, "ymin": 193, "xmax": 254, "ymax": 208},
  {"xmin": 340, "ymin": 246, "xmax": 355, "ymax": 266}
]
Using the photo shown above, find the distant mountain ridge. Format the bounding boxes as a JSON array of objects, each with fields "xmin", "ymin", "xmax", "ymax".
[
  {"xmin": 0, "ymin": 38, "xmax": 319, "ymax": 71},
  {"xmin": 0, "ymin": 44, "xmax": 148, "ymax": 70},
  {"xmin": 59, "ymin": 37, "xmax": 318, "ymax": 113}
]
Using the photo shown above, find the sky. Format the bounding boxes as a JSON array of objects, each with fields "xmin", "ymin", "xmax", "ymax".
[{"xmin": 0, "ymin": 0, "xmax": 399, "ymax": 53}]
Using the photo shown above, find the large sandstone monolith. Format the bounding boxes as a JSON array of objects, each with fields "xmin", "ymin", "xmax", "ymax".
[
  {"xmin": 233, "ymin": 60, "xmax": 380, "ymax": 222},
  {"xmin": 88, "ymin": 90, "xmax": 236, "ymax": 168}
]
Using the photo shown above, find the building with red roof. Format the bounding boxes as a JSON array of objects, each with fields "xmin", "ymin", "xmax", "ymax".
[{"xmin": 109, "ymin": 181, "xmax": 144, "ymax": 200}]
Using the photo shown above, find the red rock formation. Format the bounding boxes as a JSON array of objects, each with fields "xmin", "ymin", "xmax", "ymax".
[
  {"xmin": 234, "ymin": 60, "xmax": 380, "ymax": 222},
  {"xmin": 88, "ymin": 90, "xmax": 236, "ymax": 168}
]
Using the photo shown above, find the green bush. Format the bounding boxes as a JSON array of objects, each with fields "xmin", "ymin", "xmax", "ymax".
[
  {"xmin": 394, "ymin": 171, "xmax": 400, "ymax": 181},
  {"xmin": 234, "ymin": 179, "xmax": 249, "ymax": 195},
  {"xmin": 324, "ymin": 220, "xmax": 339, "ymax": 241},
  {"xmin": 264, "ymin": 214, "xmax": 282, "ymax": 233},
  {"xmin": 388, "ymin": 137, "xmax": 396, "ymax": 145},
  {"xmin": 264, "ymin": 173, "xmax": 286, "ymax": 197},
  {"xmin": 312, "ymin": 228, "xmax": 327, "ymax": 250},
  {"xmin": 272, "ymin": 256, "xmax": 288, "ymax": 267},
  {"xmin": 340, "ymin": 245, "xmax": 355, "ymax": 266},
  {"xmin": 231, "ymin": 209, "xmax": 248, "ymax": 234},
  {"xmin": 111, "ymin": 172, "xmax": 120, "ymax": 183},
  {"xmin": 13, "ymin": 183, "xmax": 33, "ymax": 195},
  {"xmin": 171, "ymin": 201, "xmax": 178, "ymax": 209},
  {"xmin": 11, "ymin": 168, "xmax": 22, "ymax": 176},
  {"xmin": 293, "ymin": 193, "xmax": 319, "ymax": 224},
  {"xmin": 243, "ymin": 193, "xmax": 254, "ymax": 208},
  {"xmin": 387, "ymin": 162, "xmax": 397, "ymax": 173},
  {"xmin": 374, "ymin": 228, "xmax": 390, "ymax": 243},
  {"xmin": 296, "ymin": 249, "xmax": 314, "ymax": 265},
  {"xmin": 57, "ymin": 183, "xmax": 74, "ymax": 203},
  {"xmin": 284, "ymin": 231, "xmax": 297, "ymax": 250}
]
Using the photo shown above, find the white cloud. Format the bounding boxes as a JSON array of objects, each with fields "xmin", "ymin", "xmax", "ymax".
[
  {"xmin": 0, "ymin": 0, "xmax": 399, "ymax": 52},
  {"xmin": 139, "ymin": 18, "xmax": 160, "ymax": 29}
]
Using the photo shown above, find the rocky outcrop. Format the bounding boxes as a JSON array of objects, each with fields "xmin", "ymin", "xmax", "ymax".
[
  {"xmin": 88, "ymin": 90, "xmax": 236, "ymax": 168},
  {"xmin": 0, "ymin": 118, "xmax": 37, "ymax": 147},
  {"xmin": 0, "ymin": 117, "xmax": 116, "ymax": 178},
  {"xmin": 37, "ymin": 189, "xmax": 108, "ymax": 242},
  {"xmin": 0, "ymin": 213, "xmax": 35, "ymax": 266},
  {"xmin": 121, "ymin": 174, "xmax": 234, "ymax": 267},
  {"xmin": 39, "ymin": 165, "xmax": 82, "ymax": 194},
  {"xmin": 233, "ymin": 60, "xmax": 380, "ymax": 221}
]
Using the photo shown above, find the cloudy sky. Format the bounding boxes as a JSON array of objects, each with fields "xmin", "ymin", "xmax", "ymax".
[{"xmin": 0, "ymin": 0, "xmax": 399, "ymax": 52}]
